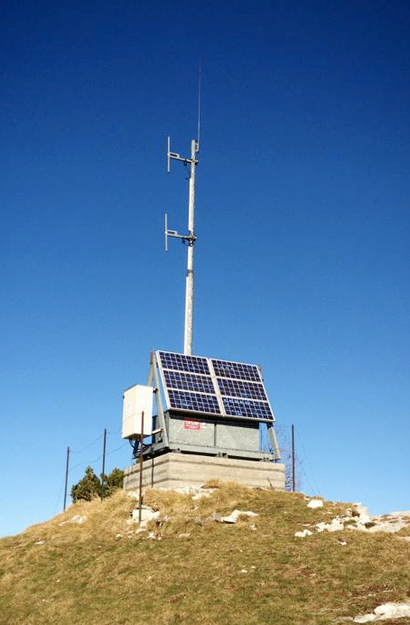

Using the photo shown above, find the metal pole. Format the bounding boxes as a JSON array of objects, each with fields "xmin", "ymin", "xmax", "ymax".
[
  {"xmin": 101, "ymin": 427, "xmax": 107, "ymax": 501},
  {"xmin": 183, "ymin": 139, "xmax": 197, "ymax": 355},
  {"xmin": 63, "ymin": 446, "xmax": 70, "ymax": 512},
  {"xmin": 291, "ymin": 424, "xmax": 296, "ymax": 492},
  {"xmin": 138, "ymin": 411, "xmax": 144, "ymax": 523}
]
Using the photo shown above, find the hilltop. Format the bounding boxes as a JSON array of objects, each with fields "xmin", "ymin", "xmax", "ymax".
[{"xmin": 1, "ymin": 482, "xmax": 410, "ymax": 625}]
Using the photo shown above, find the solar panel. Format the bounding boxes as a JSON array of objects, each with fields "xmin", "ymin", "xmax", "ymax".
[
  {"xmin": 211, "ymin": 359, "xmax": 261, "ymax": 382},
  {"xmin": 168, "ymin": 390, "xmax": 221, "ymax": 415},
  {"xmin": 222, "ymin": 397, "xmax": 273, "ymax": 420},
  {"xmin": 158, "ymin": 351, "xmax": 210, "ymax": 375},
  {"xmin": 217, "ymin": 378, "xmax": 267, "ymax": 401},
  {"xmin": 164, "ymin": 370, "xmax": 215, "ymax": 394},
  {"xmin": 156, "ymin": 350, "xmax": 274, "ymax": 422}
]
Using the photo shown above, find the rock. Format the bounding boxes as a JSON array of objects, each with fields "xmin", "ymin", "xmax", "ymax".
[
  {"xmin": 192, "ymin": 490, "xmax": 213, "ymax": 500},
  {"xmin": 131, "ymin": 506, "xmax": 160, "ymax": 528},
  {"xmin": 174, "ymin": 486, "xmax": 203, "ymax": 495},
  {"xmin": 374, "ymin": 602, "xmax": 410, "ymax": 619},
  {"xmin": 220, "ymin": 510, "xmax": 258, "ymax": 524},
  {"xmin": 352, "ymin": 504, "xmax": 371, "ymax": 524},
  {"xmin": 131, "ymin": 506, "xmax": 159, "ymax": 522},
  {"xmin": 316, "ymin": 518, "xmax": 345, "ymax": 533},
  {"xmin": 295, "ymin": 529, "xmax": 313, "ymax": 538},
  {"xmin": 59, "ymin": 515, "xmax": 87, "ymax": 526},
  {"xmin": 353, "ymin": 614, "xmax": 377, "ymax": 623},
  {"xmin": 307, "ymin": 499, "xmax": 323, "ymax": 509},
  {"xmin": 353, "ymin": 601, "xmax": 410, "ymax": 622}
]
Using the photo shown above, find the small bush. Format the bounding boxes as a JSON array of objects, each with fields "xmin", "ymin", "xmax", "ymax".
[{"xmin": 71, "ymin": 466, "xmax": 124, "ymax": 503}]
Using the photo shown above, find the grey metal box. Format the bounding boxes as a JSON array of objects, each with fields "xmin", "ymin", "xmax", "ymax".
[
  {"xmin": 168, "ymin": 415, "xmax": 215, "ymax": 447},
  {"xmin": 215, "ymin": 421, "xmax": 259, "ymax": 452}
]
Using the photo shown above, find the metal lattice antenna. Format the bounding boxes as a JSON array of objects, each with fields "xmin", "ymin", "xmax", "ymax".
[{"xmin": 165, "ymin": 72, "xmax": 201, "ymax": 355}]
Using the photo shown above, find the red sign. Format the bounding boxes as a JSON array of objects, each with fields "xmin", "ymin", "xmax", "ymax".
[{"xmin": 184, "ymin": 418, "xmax": 201, "ymax": 431}]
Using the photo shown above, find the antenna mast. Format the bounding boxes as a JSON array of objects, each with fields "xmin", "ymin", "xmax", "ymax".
[{"xmin": 165, "ymin": 137, "xmax": 199, "ymax": 355}]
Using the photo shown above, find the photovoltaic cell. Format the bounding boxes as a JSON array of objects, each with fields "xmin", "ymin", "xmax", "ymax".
[
  {"xmin": 217, "ymin": 378, "xmax": 267, "ymax": 401},
  {"xmin": 164, "ymin": 370, "xmax": 215, "ymax": 394}
]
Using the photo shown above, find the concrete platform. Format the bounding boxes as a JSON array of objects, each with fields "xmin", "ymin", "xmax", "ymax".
[{"xmin": 123, "ymin": 452, "xmax": 285, "ymax": 493}]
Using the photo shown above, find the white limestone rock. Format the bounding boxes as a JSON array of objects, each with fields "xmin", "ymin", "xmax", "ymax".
[
  {"xmin": 59, "ymin": 515, "xmax": 87, "ymax": 526},
  {"xmin": 295, "ymin": 529, "xmax": 313, "ymax": 538},
  {"xmin": 307, "ymin": 499, "xmax": 324, "ymax": 509},
  {"xmin": 220, "ymin": 510, "xmax": 258, "ymax": 524},
  {"xmin": 353, "ymin": 601, "xmax": 410, "ymax": 622},
  {"xmin": 316, "ymin": 518, "xmax": 345, "ymax": 533}
]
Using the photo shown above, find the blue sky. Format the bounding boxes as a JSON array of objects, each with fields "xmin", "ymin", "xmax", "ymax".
[{"xmin": 1, "ymin": 0, "xmax": 409, "ymax": 537}]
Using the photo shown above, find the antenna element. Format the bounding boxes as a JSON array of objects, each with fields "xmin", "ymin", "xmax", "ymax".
[{"xmin": 197, "ymin": 61, "xmax": 202, "ymax": 152}]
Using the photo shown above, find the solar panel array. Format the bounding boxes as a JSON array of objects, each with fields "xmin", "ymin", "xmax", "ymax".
[{"xmin": 156, "ymin": 350, "xmax": 274, "ymax": 422}]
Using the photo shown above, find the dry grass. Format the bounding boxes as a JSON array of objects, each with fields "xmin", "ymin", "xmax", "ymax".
[{"xmin": 1, "ymin": 483, "xmax": 410, "ymax": 625}]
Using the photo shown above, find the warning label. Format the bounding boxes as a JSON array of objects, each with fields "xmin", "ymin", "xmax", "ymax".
[{"xmin": 184, "ymin": 418, "xmax": 201, "ymax": 431}]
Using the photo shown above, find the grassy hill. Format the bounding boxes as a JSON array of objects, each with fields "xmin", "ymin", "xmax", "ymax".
[{"xmin": 1, "ymin": 481, "xmax": 410, "ymax": 625}]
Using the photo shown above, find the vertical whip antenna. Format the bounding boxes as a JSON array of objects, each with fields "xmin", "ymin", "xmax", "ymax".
[{"xmin": 197, "ymin": 60, "xmax": 202, "ymax": 152}]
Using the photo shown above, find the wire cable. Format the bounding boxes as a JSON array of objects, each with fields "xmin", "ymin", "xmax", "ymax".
[
  {"xmin": 68, "ymin": 454, "xmax": 103, "ymax": 473},
  {"xmin": 53, "ymin": 479, "xmax": 65, "ymax": 516},
  {"xmin": 295, "ymin": 427, "xmax": 322, "ymax": 496},
  {"xmin": 106, "ymin": 442, "xmax": 128, "ymax": 456},
  {"xmin": 70, "ymin": 433, "xmax": 104, "ymax": 454}
]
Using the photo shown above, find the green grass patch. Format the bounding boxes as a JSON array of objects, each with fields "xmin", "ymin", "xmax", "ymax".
[{"xmin": 0, "ymin": 485, "xmax": 409, "ymax": 624}]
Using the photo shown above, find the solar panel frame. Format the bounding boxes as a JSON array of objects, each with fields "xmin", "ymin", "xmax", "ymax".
[{"xmin": 156, "ymin": 350, "xmax": 275, "ymax": 422}]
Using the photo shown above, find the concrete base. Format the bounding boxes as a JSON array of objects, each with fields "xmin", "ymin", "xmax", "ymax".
[{"xmin": 123, "ymin": 452, "xmax": 285, "ymax": 493}]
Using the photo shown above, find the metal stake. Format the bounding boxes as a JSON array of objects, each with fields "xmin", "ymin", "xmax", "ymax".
[
  {"xmin": 291, "ymin": 424, "xmax": 296, "ymax": 492},
  {"xmin": 63, "ymin": 446, "xmax": 70, "ymax": 512},
  {"xmin": 101, "ymin": 427, "xmax": 107, "ymax": 501},
  {"xmin": 138, "ymin": 411, "xmax": 144, "ymax": 523}
]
